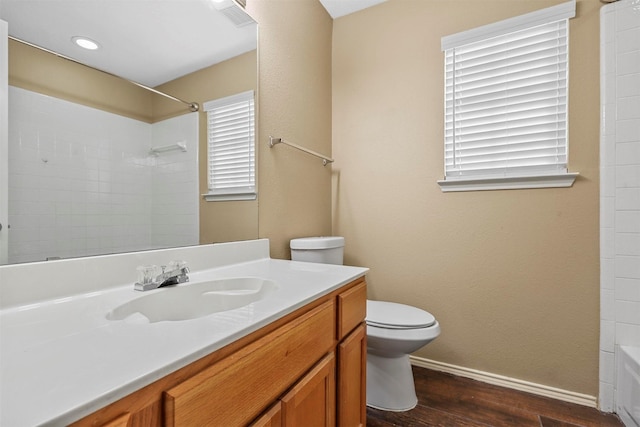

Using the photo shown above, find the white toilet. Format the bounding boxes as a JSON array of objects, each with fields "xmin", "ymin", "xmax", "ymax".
[{"xmin": 290, "ymin": 236, "xmax": 441, "ymax": 412}]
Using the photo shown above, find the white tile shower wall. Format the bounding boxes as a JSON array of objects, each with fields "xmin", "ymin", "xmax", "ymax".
[
  {"xmin": 600, "ymin": 0, "xmax": 640, "ymax": 413},
  {"xmin": 7, "ymin": 87, "xmax": 198, "ymax": 263},
  {"xmin": 7, "ymin": 86, "xmax": 152, "ymax": 263},
  {"xmin": 150, "ymin": 113, "xmax": 199, "ymax": 249}
]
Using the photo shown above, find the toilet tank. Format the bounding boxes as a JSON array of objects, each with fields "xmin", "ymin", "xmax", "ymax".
[{"xmin": 290, "ymin": 237, "xmax": 345, "ymax": 265}]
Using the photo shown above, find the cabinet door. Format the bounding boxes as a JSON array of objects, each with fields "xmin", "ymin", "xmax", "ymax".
[
  {"xmin": 337, "ymin": 323, "xmax": 366, "ymax": 427},
  {"xmin": 281, "ymin": 352, "xmax": 336, "ymax": 427}
]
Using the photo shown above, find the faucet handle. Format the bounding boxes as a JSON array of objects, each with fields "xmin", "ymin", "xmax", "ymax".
[
  {"xmin": 136, "ymin": 265, "xmax": 160, "ymax": 285},
  {"xmin": 168, "ymin": 260, "xmax": 188, "ymax": 271}
]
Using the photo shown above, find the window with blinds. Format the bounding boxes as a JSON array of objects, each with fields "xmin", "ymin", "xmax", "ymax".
[
  {"xmin": 203, "ymin": 91, "xmax": 255, "ymax": 201},
  {"xmin": 438, "ymin": 0, "xmax": 578, "ymax": 192}
]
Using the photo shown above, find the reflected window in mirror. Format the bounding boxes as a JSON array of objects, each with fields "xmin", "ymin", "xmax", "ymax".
[{"xmin": 203, "ymin": 91, "xmax": 256, "ymax": 202}]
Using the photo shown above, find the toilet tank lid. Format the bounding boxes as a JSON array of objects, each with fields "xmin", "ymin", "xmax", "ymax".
[{"xmin": 290, "ymin": 236, "xmax": 345, "ymax": 250}]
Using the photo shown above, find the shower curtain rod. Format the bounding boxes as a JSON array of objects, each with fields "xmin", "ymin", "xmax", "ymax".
[{"xmin": 9, "ymin": 36, "xmax": 200, "ymax": 112}]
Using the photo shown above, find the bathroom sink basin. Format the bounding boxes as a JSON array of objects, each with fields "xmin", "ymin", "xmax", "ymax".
[{"xmin": 106, "ymin": 277, "xmax": 278, "ymax": 323}]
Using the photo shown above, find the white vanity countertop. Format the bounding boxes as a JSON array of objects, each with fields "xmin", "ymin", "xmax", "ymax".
[{"xmin": 0, "ymin": 256, "xmax": 368, "ymax": 426}]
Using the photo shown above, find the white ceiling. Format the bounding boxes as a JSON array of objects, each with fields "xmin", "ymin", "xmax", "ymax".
[
  {"xmin": 0, "ymin": 0, "xmax": 257, "ymax": 87},
  {"xmin": 318, "ymin": 0, "xmax": 387, "ymax": 18}
]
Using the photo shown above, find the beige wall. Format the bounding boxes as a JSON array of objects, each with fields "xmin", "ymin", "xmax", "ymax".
[
  {"xmin": 155, "ymin": 51, "xmax": 259, "ymax": 245},
  {"xmin": 332, "ymin": 0, "xmax": 601, "ymax": 396},
  {"xmin": 9, "ymin": 40, "xmax": 154, "ymax": 122},
  {"xmin": 247, "ymin": 0, "xmax": 334, "ymax": 260}
]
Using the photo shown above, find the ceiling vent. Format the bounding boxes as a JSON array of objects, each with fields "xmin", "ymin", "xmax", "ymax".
[{"xmin": 214, "ymin": 0, "xmax": 254, "ymax": 27}]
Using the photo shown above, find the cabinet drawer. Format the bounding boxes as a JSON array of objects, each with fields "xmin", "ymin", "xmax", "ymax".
[
  {"xmin": 164, "ymin": 300, "xmax": 336, "ymax": 427},
  {"xmin": 337, "ymin": 279, "xmax": 366, "ymax": 340}
]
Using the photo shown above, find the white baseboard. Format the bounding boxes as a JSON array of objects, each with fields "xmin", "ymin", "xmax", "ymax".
[{"xmin": 410, "ymin": 355, "xmax": 598, "ymax": 409}]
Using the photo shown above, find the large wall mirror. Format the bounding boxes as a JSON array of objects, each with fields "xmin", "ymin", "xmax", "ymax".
[{"xmin": 0, "ymin": 0, "xmax": 258, "ymax": 265}]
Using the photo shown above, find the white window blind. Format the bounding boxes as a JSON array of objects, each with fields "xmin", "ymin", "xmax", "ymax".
[
  {"xmin": 203, "ymin": 91, "xmax": 255, "ymax": 201},
  {"xmin": 439, "ymin": 0, "xmax": 578, "ymax": 191}
]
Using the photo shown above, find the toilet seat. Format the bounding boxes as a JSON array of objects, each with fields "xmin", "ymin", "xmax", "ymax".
[{"xmin": 366, "ymin": 300, "xmax": 436, "ymax": 330}]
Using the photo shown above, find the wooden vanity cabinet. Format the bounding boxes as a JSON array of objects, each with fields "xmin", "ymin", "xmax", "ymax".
[
  {"xmin": 248, "ymin": 350, "xmax": 336, "ymax": 427},
  {"xmin": 164, "ymin": 300, "xmax": 336, "ymax": 426},
  {"xmin": 72, "ymin": 277, "xmax": 366, "ymax": 427},
  {"xmin": 249, "ymin": 277, "xmax": 367, "ymax": 427}
]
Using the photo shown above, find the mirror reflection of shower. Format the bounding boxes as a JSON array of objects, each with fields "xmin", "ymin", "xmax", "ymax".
[{"xmin": 8, "ymin": 86, "xmax": 199, "ymax": 264}]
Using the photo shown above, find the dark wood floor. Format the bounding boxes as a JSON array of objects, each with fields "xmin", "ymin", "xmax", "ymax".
[{"xmin": 367, "ymin": 367, "xmax": 623, "ymax": 427}]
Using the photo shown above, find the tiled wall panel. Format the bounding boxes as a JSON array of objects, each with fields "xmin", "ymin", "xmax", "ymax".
[
  {"xmin": 600, "ymin": 0, "xmax": 640, "ymax": 413},
  {"xmin": 7, "ymin": 87, "xmax": 198, "ymax": 263}
]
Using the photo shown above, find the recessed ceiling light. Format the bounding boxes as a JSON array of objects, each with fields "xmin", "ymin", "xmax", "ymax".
[{"xmin": 71, "ymin": 36, "xmax": 100, "ymax": 50}]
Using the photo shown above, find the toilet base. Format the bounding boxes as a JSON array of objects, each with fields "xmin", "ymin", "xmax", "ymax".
[{"xmin": 366, "ymin": 351, "xmax": 417, "ymax": 412}]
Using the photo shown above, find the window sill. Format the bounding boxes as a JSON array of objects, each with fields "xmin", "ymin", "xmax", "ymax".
[
  {"xmin": 437, "ymin": 172, "xmax": 579, "ymax": 192},
  {"xmin": 203, "ymin": 193, "xmax": 257, "ymax": 202}
]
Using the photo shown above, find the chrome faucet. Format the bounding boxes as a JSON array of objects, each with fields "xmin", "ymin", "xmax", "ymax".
[{"xmin": 134, "ymin": 261, "xmax": 189, "ymax": 291}]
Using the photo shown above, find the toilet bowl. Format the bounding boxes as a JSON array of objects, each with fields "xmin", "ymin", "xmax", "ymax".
[
  {"xmin": 290, "ymin": 236, "xmax": 441, "ymax": 412},
  {"xmin": 366, "ymin": 300, "xmax": 440, "ymax": 411}
]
